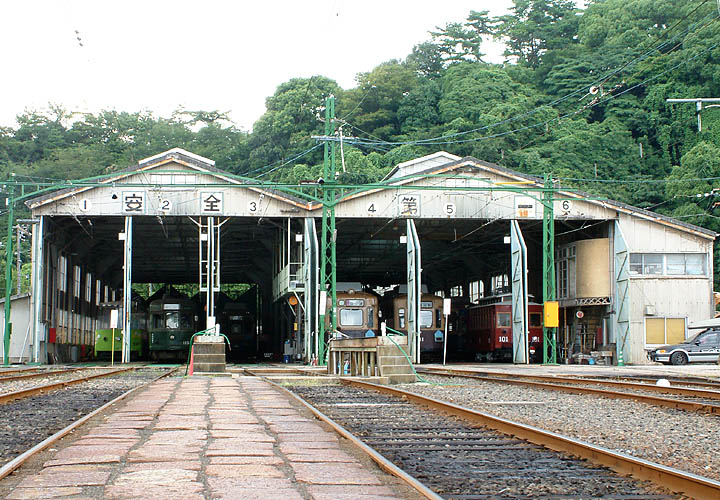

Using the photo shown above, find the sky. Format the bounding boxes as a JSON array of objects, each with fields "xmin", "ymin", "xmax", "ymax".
[{"xmin": 0, "ymin": 1, "xmax": 517, "ymax": 132}]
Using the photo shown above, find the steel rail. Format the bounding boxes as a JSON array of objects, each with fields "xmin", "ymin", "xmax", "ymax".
[
  {"xmin": 0, "ymin": 367, "xmax": 135, "ymax": 404},
  {"xmin": 339, "ymin": 378, "xmax": 720, "ymax": 500},
  {"xmin": 0, "ymin": 366, "xmax": 179, "ymax": 481},
  {"xmin": 418, "ymin": 368, "xmax": 720, "ymax": 414},
  {"xmin": 263, "ymin": 378, "xmax": 442, "ymax": 500},
  {"xmin": 0, "ymin": 367, "xmax": 87, "ymax": 383},
  {"xmin": 420, "ymin": 367, "xmax": 720, "ymax": 396},
  {"xmin": 243, "ymin": 368, "xmax": 308, "ymax": 376},
  {"xmin": 603, "ymin": 375, "xmax": 720, "ymax": 390},
  {"xmin": 0, "ymin": 367, "xmax": 43, "ymax": 376}
]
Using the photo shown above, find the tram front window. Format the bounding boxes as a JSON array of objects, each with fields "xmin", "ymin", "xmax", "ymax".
[
  {"xmin": 340, "ymin": 309, "xmax": 363, "ymax": 326},
  {"xmin": 166, "ymin": 312, "xmax": 192, "ymax": 329},
  {"xmin": 420, "ymin": 310, "xmax": 433, "ymax": 328}
]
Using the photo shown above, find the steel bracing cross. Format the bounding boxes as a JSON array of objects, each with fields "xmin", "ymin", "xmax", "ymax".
[
  {"xmin": 542, "ymin": 174, "xmax": 558, "ymax": 364},
  {"xmin": 318, "ymin": 96, "xmax": 337, "ymax": 366}
]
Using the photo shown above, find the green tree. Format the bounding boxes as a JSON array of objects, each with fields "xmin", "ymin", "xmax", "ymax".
[
  {"xmin": 248, "ymin": 76, "xmax": 339, "ymax": 173},
  {"xmin": 495, "ymin": 0, "xmax": 579, "ymax": 68}
]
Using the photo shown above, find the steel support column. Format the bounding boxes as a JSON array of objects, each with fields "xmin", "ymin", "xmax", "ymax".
[
  {"xmin": 3, "ymin": 187, "xmax": 14, "ymax": 365},
  {"xmin": 31, "ymin": 216, "xmax": 45, "ymax": 363},
  {"xmin": 614, "ymin": 221, "xmax": 631, "ymax": 366},
  {"xmin": 122, "ymin": 216, "xmax": 133, "ymax": 363},
  {"xmin": 511, "ymin": 220, "xmax": 529, "ymax": 364},
  {"xmin": 542, "ymin": 175, "xmax": 557, "ymax": 364},
  {"xmin": 318, "ymin": 96, "xmax": 337, "ymax": 366},
  {"xmin": 303, "ymin": 218, "xmax": 319, "ymax": 363},
  {"xmin": 406, "ymin": 219, "xmax": 422, "ymax": 363}
]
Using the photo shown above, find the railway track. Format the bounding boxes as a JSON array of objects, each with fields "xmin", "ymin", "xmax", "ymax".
[
  {"xmin": 418, "ymin": 367, "xmax": 720, "ymax": 414},
  {"xmin": 0, "ymin": 366, "xmax": 178, "ymax": 479},
  {"xmin": 0, "ymin": 367, "xmax": 135, "ymax": 404},
  {"xmin": 0, "ymin": 367, "xmax": 43, "ymax": 377},
  {"xmin": 0, "ymin": 366, "xmax": 87, "ymax": 383},
  {"xmin": 280, "ymin": 378, "xmax": 720, "ymax": 499}
]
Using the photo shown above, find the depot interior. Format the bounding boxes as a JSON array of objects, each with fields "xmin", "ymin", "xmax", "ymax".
[{"xmin": 39, "ymin": 212, "xmax": 612, "ymax": 364}]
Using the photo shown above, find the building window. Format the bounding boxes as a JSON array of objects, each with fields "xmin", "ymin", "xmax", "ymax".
[
  {"xmin": 85, "ymin": 273, "xmax": 92, "ymax": 302},
  {"xmin": 556, "ymin": 245, "xmax": 576, "ymax": 299},
  {"xmin": 490, "ymin": 274, "xmax": 508, "ymax": 295},
  {"xmin": 645, "ymin": 317, "xmax": 686, "ymax": 346},
  {"xmin": 469, "ymin": 280, "xmax": 483, "ymax": 303},
  {"xmin": 630, "ymin": 254, "xmax": 707, "ymax": 277},
  {"xmin": 73, "ymin": 266, "xmax": 82, "ymax": 298},
  {"xmin": 57, "ymin": 255, "xmax": 67, "ymax": 292},
  {"xmin": 450, "ymin": 286, "xmax": 463, "ymax": 297}
]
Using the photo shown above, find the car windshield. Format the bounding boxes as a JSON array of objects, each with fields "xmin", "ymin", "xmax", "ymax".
[{"xmin": 683, "ymin": 330, "xmax": 718, "ymax": 344}]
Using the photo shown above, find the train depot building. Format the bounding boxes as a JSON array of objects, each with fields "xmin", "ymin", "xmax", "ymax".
[{"xmin": 4, "ymin": 147, "xmax": 715, "ymax": 367}]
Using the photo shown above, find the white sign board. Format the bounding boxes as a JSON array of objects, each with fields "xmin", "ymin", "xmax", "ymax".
[
  {"xmin": 110, "ymin": 309, "xmax": 119, "ymax": 329},
  {"xmin": 514, "ymin": 196, "xmax": 536, "ymax": 218},
  {"xmin": 122, "ymin": 191, "xmax": 146, "ymax": 214},
  {"xmin": 200, "ymin": 192, "xmax": 224, "ymax": 214}
]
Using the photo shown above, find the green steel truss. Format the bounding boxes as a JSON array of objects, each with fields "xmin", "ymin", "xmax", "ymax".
[
  {"xmin": 318, "ymin": 96, "xmax": 337, "ymax": 366},
  {"xmin": 0, "ymin": 151, "xmax": 575, "ymax": 366},
  {"xmin": 542, "ymin": 174, "xmax": 558, "ymax": 364}
]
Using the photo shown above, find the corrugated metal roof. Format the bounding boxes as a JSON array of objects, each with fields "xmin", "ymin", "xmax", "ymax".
[{"xmin": 25, "ymin": 148, "xmax": 308, "ymax": 209}]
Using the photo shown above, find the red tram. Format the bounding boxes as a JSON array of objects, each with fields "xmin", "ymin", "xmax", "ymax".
[
  {"xmin": 328, "ymin": 291, "xmax": 380, "ymax": 339},
  {"xmin": 465, "ymin": 297, "xmax": 544, "ymax": 362}
]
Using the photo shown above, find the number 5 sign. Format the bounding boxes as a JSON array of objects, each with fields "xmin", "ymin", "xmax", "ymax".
[{"xmin": 444, "ymin": 203, "xmax": 456, "ymax": 216}]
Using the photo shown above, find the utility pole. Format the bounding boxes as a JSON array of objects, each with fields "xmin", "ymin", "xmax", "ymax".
[
  {"xmin": 666, "ymin": 98, "xmax": 720, "ymax": 132},
  {"xmin": 318, "ymin": 96, "xmax": 337, "ymax": 366}
]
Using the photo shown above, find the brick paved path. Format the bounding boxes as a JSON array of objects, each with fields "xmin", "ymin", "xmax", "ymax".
[{"xmin": 5, "ymin": 377, "xmax": 411, "ymax": 500}]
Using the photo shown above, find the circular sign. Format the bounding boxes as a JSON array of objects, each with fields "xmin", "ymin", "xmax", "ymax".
[
  {"xmin": 576, "ymin": 310, "xmax": 584, "ymax": 319},
  {"xmin": 159, "ymin": 199, "xmax": 172, "ymax": 212},
  {"xmin": 78, "ymin": 198, "xmax": 92, "ymax": 212},
  {"xmin": 288, "ymin": 296, "xmax": 298, "ymax": 306}
]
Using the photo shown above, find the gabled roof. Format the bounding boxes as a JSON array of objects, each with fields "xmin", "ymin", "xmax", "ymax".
[
  {"xmin": 342, "ymin": 152, "xmax": 716, "ymax": 239},
  {"xmin": 439, "ymin": 156, "xmax": 718, "ymax": 239},
  {"xmin": 383, "ymin": 151, "xmax": 461, "ymax": 180},
  {"xmin": 25, "ymin": 148, "xmax": 308, "ymax": 209}
]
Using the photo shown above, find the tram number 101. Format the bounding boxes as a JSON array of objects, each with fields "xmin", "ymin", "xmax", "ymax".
[{"xmin": 498, "ymin": 336, "xmax": 509, "ymax": 343}]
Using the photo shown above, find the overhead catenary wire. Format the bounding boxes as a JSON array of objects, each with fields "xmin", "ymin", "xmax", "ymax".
[
  {"xmin": 333, "ymin": 7, "xmax": 720, "ymax": 150},
  {"xmin": 339, "ymin": 5, "xmax": 719, "ymax": 148},
  {"xmin": 339, "ymin": 34, "xmax": 720, "ymax": 150}
]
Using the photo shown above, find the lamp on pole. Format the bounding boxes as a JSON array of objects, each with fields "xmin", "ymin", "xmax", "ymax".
[{"xmin": 666, "ymin": 98, "xmax": 720, "ymax": 132}]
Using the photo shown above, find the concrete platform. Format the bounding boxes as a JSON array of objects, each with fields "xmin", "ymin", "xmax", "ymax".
[{"xmin": 0, "ymin": 375, "xmax": 418, "ymax": 499}]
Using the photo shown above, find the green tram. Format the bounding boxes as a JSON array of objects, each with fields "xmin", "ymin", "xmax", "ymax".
[
  {"xmin": 94, "ymin": 300, "xmax": 146, "ymax": 359},
  {"xmin": 148, "ymin": 296, "xmax": 199, "ymax": 360}
]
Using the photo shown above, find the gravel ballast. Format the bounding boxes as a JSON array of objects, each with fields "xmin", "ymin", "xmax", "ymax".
[{"xmin": 399, "ymin": 375, "xmax": 720, "ymax": 481}]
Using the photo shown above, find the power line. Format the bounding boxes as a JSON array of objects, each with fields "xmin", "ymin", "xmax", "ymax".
[
  {"xmin": 334, "ymin": 7, "xmax": 718, "ymax": 149},
  {"xmin": 342, "ymin": 35, "xmax": 720, "ymax": 149},
  {"xmin": 253, "ymin": 144, "xmax": 322, "ymax": 179}
]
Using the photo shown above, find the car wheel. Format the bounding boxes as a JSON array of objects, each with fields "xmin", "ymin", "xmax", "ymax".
[{"xmin": 670, "ymin": 351, "xmax": 688, "ymax": 366}]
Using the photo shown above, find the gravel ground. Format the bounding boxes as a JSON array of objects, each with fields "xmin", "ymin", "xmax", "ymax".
[
  {"xmin": 398, "ymin": 375, "xmax": 720, "ymax": 481},
  {"xmin": 0, "ymin": 367, "xmax": 116, "ymax": 394},
  {"xmin": 0, "ymin": 367, "xmax": 168, "ymax": 468}
]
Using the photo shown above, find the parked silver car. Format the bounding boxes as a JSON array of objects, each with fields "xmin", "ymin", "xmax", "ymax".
[{"xmin": 649, "ymin": 329, "xmax": 720, "ymax": 365}]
